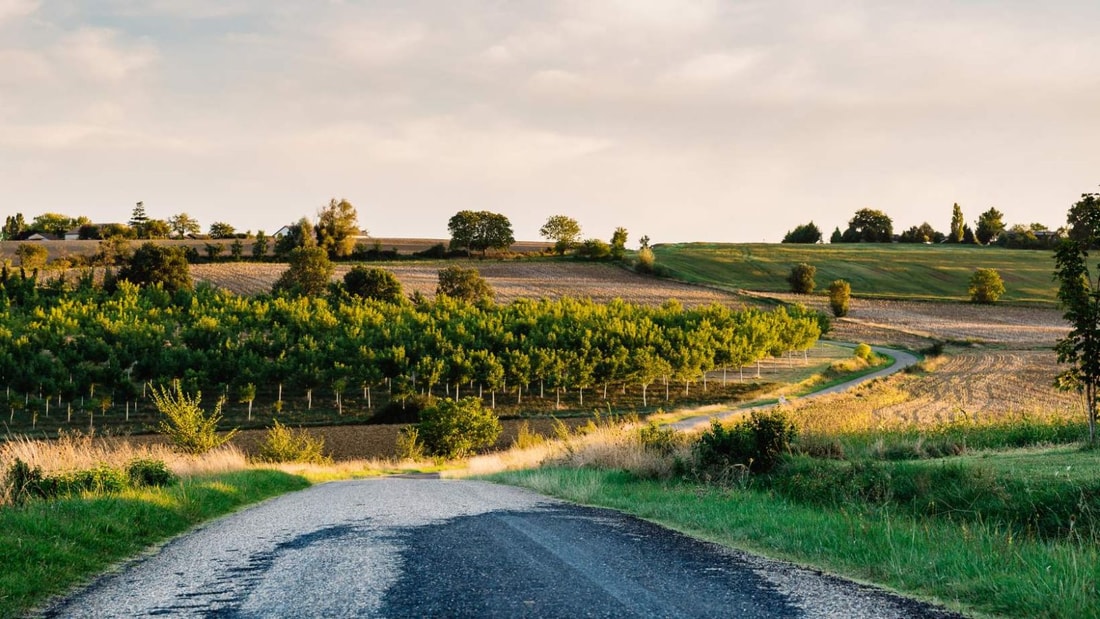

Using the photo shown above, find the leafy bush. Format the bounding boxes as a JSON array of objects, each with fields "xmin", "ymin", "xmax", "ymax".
[
  {"xmin": 969, "ymin": 268, "xmax": 1005, "ymax": 304},
  {"xmin": 152, "ymin": 381, "xmax": 238, "ymax": 455},
  {"xmin": 638, "ymin": 422, "xmax": 679, "ymax": 456},
  {"xmin": 787, "ymin": 263, "xmax": 816, "ymax": 294},
  {"xmin": 635, "ymin": 247, "xmax": 656, "ymax": 274},
  {"xmin": 5, "ymin": 459, "xmax": 132, "ymax": 504},
  {"xmin": 5, "ymin": 459, "xmax": 45, "ymax": 504},
  {"xmin": 395, "ymin": 426, "xmax": 426, "ymax": 461},
  {"xmin": 126, "ymin": 459, "xmax": 177, "ymax": 487},
  {"xmin": 575, "ymin": 238, "xmax": 611, "ymax": 260},
  {"xmin": 256, "ymin": 420, "xmax": 330, "ymax": 464},
  {"xmin": 693, "ymin": 410, "xmax": 796, "ymax": 474},
  {"xmin": 436, "ymin": 266, "xmax": 494, "ymax": 303},
  {"xmin": 853, "ymin": 343, "xmax": 874, "ymax": 361},
  {"xmin": 828, "ymin": 279, "xmax": 851, "ymax": 317},
  {"xmin": 343, "ymin": 266, "xmax": 404, "ymax": 303},
  {"xmin": 417, "ymin": 397, "xmax": 502, "ymax": 459}
]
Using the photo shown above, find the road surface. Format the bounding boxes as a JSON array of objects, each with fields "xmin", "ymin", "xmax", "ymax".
[{"xmin": 44, "ymin": 478, "xmax": 959, "ymax": 618}]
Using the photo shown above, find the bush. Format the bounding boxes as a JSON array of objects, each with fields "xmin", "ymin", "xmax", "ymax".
[
  {"xmin": 853, "ymin": 343, "xmax": 874, "ymax": 361},
  {"xmin": 152, "ymin": 380, "xmax": 238, "ymax": 455},
  {"xmin": 343, "ymin": 266, "xmax": 404, "ymax": 303},
  {"xmin": 395, "ymin": 426, "xmax": 426, "ymax": 460},
  {"xmin": 118, "ymin": 242, "xmax": 193, "ymax": 292},
  {"xmin": 787, "ymin": 263, "xmax": 816, "ymax": 294},
  {"xmin": 5, "ymin": 459, "xmax": 135, "ymax": 504},
  {"xmin": 575, "ymin": 238, "xmax": 611, "ymax": 260},
  {"xmin": 639, "ymin": 422, "xmax": 679, "ymax": 456},
  {"xmin": 15, "ymin": 244, "xmax": 48, "ymax": 270},
  {"xmin": 272, "ymin": 246, "xmax": 334, "ymax": 297},
  {"xmin": 969, "ymin": 267, "xmax": 1005, "ymax": 304},
  {"xmin": 635, "ymin": 247, "xmax": 656, "ymax": 274},
  {"xmin": 828, "ymin": 279, "xmax": 850, "ymax": 317},
  {"xmin": 256, "ymin": 420, "xmax": 330, "ymax": 464},
  {"xmin": 436, "ymin": 266, "xmax": 493, "ymax": 303},
  {"xmin": 126, "ymin": 459, "xmax": 177, "ymax": 487},
  {"xmin": 417, "ymin": 397, "xmax": 502, "ymax": 459},
  {"xmin": 693, "ymin": 410, "xmax": 796, "ymax": 474}
]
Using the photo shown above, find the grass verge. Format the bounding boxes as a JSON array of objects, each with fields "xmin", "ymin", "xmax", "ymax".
[
  {"xmin": 489, "ymin": 466, "xmax": 1099, "ymax": 618},
  {"xmin": 0, "ymin": 469, "xmax": 309, "ymax": 618}
]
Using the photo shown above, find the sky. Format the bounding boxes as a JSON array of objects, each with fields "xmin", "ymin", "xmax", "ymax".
[{"xmin": 2, "ymin": 1, "xmax": 1098, "ymax": 244}]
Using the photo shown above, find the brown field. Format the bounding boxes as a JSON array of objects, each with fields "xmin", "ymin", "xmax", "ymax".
[{"xmin": 191, "ymin": 261, "xmax": 752, "ymax": 307}]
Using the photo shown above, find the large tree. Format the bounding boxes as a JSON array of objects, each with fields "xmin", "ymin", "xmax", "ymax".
[
  {"xmin": 539, "ymin": 215, "xmax": 581, "ymax": 254},
  {"xmin": 949, "ymin": 203, "xmax": 965, "ymax": 243},
  {"xmin": 975, "ymin": 207, "xmax": 1006, "ymax": 245},
  {"xmin": 1054, "ymin": 192, "xmax": 1100, "ymax": 446},
  {"xmin": 168, "ymin": 213, "xmax": 201, "ymax": 238},
  {"xmin": 118, "ymin": 242, "xmax": 193, "ymax": 293},
  {"xmin": 316, "ymin": 198, "xmax": 361, "ymax": 258},
  {"xmin": 208, "ymin": 222, "xmax": 236, "ymax": 239},
  {"xmin": 841, "ymin": 209, "xmax": 893, "ymax": 243},
  {"xmin": 782, "ymin": 222, "xmax": 823, "ymax": 244},
  {"xmin": 447, "ymin": 210, "xmax": 514, "ymax": 255},
  {"xmin": 30, "ymin": 213, "xmax": 83, "ymax": 238}
]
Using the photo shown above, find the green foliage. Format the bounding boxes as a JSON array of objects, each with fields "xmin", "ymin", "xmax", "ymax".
[
  {"xmin": 2, "ymin": 213, "xmax": 27, "ymax": 240},
  {"xmin": 272, "ymin": 246, "xmax": 334, "ymax": 297},
  {"xmin": 167, "ymin": 212, "xmax": 200, "ymax": 238},
  {"xmin": 968, "ymin": 267, "xmax": 1005, "ymax": 303},
  {"xmin": 853, "ymin": 343, "xmax": 873, "ymax": 361},
  {"xmin": 635, "ymin": 247, "xmax": 656, "ymax": 274},
  {"xmin": 344, "ymin": 266, "xmax": 403, "ymax": 303},
  {"xmin": 203, "ymin": 242, "xmax": 224, "ymax": 261},
  {"xmin": 417, "ymin": 397, "xmax": 502, "ymax": 459},
  {"xmin": 782, "ymin": 221, "xmax": 822, "ymax": 244},
  {"xmin": 949, "ymin": 203, "xmax": 965, "ymax": 243},
  {"xmin": 395, "ymin": 426, "xmax": 426, "ymax": 460},
  {"xmin": 1055, "ymin": 191, "xmax": 1100, "ymax": 446},
  {"xmin": 126, "ymin": 459, "xmax": 177, "ymax": 487},
  {"xmin": 828, "ymin": 279, "xmax": 850, "ymax": 317},
  {"xmin": 975, "ymin": 207, "xmax": 1006, "ymax": 245},
  {"xmin": 897, "ymin": 222, "xmax": 943, "ymax": 244},
  {"xmin": 638, "ymin": 422, "xmax": 679, "ymax": 456},
  {"xmin": 15, "ymin": 243, "xmax": 48, "ymax": 269},
  {"xmin": 840, "ymin": 209, "xmax": 893, "ymax": 243},
  {"xmin": 118, "ymin": 242, "xmax": 193, "ymax": 292},
  {"xmin": 539, "ymin": 215, "xmax": 582, "ymax": 254},
  {"xmin": 610, "ymin": 227, "xmax": 628, "ymax": 260},
  {"xmin": 151, "ymin": 381, "xmax": 237, "ymax": 455},
  {"xmin": 576, "ymin": 238, "xmax": 611, "ymax": 259},
  {"xmin": 693, "ymin": 410, "xmax": 795, "ymax": 474},
  {"xmin": 274, "ymin": 217, "xmax": 316, "ymax": 257},
  {"xmin": 208, "ymin": 222, "xmax": 236, "ymax": 239},
  {"xmin": 447, "ymin": 210, "xmax": 514, "ymax": 255},
  {"xmin": 252, "ymin": 229, "xmax": 270, "ymax": 258},
  {"xmin": 5, "ymin": 459, "xmax": 135, "ymax": 504},
  {"xmin": 436, "ymin": 265, "xmax": 493, "ymax": 303},
  {"xmin": 787, "ymin": 262, "xmax": 816, "ymax": 294},
  {"xmin": 256, "ymin": 420, "xmax": 330, "ymax": 464},
  {"xmin": 316, "ymin": 198, "xmax": 360, "ymax": 258},
  {"xmin": 829, "ymin": 227, "xmax": 842, "ymax": 243}
]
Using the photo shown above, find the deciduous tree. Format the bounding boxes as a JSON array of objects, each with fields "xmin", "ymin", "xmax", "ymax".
[
  {"xmin": 447, "ymin": 210, "xmax": 514, "ymax": 255},
  {"xmin": 975, "ymin": 207, "xmax": 1006, "ymax": 245},
  {"xmin": 539, "ymin": 215, "xmax": 581, "ymax": 254},
  {"xmin": 787, "ymin": 263, "xmax": 816, "ymax": 294},
  {"xmin": 272, "ymin": 246, "xmax": 333, "ymax": 297},
  {"xmin": 118, "ymin": 242, "xmax": 193, "ymax": 292},
  {"xmin": 316, "ymin": 198, "xmax": 361, "ymax": 258},
  {"xmin": 437, "ymin": 265, "xmax": 493, "ymax": 303},
  {"xmin": 968, "ymin": 268, "xmax": 1004, "ymax": 303},
  {"xmin": 209, "ymin": 222, "xmax": 236, "ymax": 239},
  {"xmin": 344, "ymin": 266, "xmax": 404, "ymax": 303},
  {"xmin": 168, "ymin": 213, "xmax": 201, "ymax": 238},
  {"xmin": 828, "ymin": 280, "xmax": 851, "ymax": 317},
  {"xmin": 949, "ymin": 203, "xmax": 965, "ymax": 243},
  {"xmin": 841, "ymin": 209, "xmax": 893, "ymax": 243}
]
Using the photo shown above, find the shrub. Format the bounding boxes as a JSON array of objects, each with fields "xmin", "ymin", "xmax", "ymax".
[
  {"xmin": 853, "ymin": 343, "xmax": 874, "ymax": 361},
  {"xmin": 395, "ymin": 426, "xmax": 426, "ymax": 461},
  {"xmin": 152, "ymin": 380, "xmax": 238, "ymax": 455},
  {"xmin": 118, "ymin": 242, "xmax": 193, "ymax": 292},
  {"xmin": 54, "ymin": 465, "xmax": 129, "ymax": 496},
  {"xmin": 417, "ymin": 397, "xmax": 502, "ymax": 459},
  {"xmin": 127, "ymin": 459, "xmax": 177, "ymax": 487},
  {"xmin": 787, "ymin": 263, "xmax": 816, "ymax": 294},
  {"xmin": 638, "ymin": 422, "xmax": 679, "ymax": 456},
  {"xmin": 5, "ymin": 459, "xmax": 45, "ymax": 504},
  {"xmin": 15, "ymin": 244, "xmax": 48, "ymax": 270},
  {"xmin": 969, "ymin": 267, "xmax": 1005, "ymax": 304},
  {"xmin": 693, "ymin": 410, "xmax": 796, "ymax": 475},
  {"xmin": 256, "ymin": 420, "xmax": 330, "ymax": 464},
  {"xmin": 436, "ymin": 266, "xmax": 494, "ymax": 303},
  {"xmin": 272, "ymin": 246, "xmax": 334, "ymax": 297},
  {"xmin": 575, "ymin": 238, "xmax": 611, "ymax": 260},
  {"xmin": 828, "ymin": 279, "xmax": 850, "ymax": 317},
  {"xmin": 635, "ymin": 247, "xmax": 656, "ymax": 274},
  {"xmin": 343, "ymin": 266, "xmax": 404, "ymax": 303}
]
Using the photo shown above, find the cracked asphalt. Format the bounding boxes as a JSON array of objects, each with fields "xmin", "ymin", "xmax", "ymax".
[{"xmin": 42, "ymin": 478, "xmax": 962, "ymax": 618}]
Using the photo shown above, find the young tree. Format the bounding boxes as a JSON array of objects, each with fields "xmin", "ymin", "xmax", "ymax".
[
  {"xmin": 968, "ymin": 268, "xmax": 1004, "ymax": 304},
  {"xmin": 152, "ymin": 381, "xmax": 237, "ymax": 455},
  {"xmin": 252, "ymin": 230, "xmax": 270, "ymax": 259},
  {"xmin": 610, "ymin": 227, "xmax": 628, "ymax": 260},
  {"xmin": 828, "ymin": 279, "xmax": 851, "ymax": 317},
  {"xmin": 144, "ymin": 219, "xmax": 171, "ymax": 239},
  {"xmin": 118, "ymin": 243, "xmax": 193, "ymax": 292},
  {"xmin": 272, "ymin": 246, "xmax": 334, "ymax": 296},
  {"xmin": 274, "ymin": 217, "xmax": 315, "ymax": 257},
  {"xmin": 949, "ymin": 203, "xmax": 965, "ymax": 243},
  {"xmin": 539, "ymin": 215, "xmax": 582, "ymax": 254},
  {"xmin": 829, "ymin": 227, "xmax": 843, "ymax": 243},
  {"xmin": 15, "ymin": 244, "xmax": 48, "ymax": 269},
  {"xmin": 2, "ymin": 213, "xmax": 26, "ymax": 240},
  {"xmin": 168, "ymin": 213, "xmax": 201, "ymax": 238},
  {"xmin": 204, "ymin": 242, "xmax": 225, "ymax": 261},
  {"xmin": 962, "ymin": 224, "xmax": 978, "ymax": 244},
  {"xmin": 841, "ymin": 209, "xmax": 893, "ymax": 242},
  {"xmin": 635, "ymin": 247, "xmax": 656, "ymax": 274},
  {"xmin": 447, "ymin": 210, "xmax": 514, "ymax": 255},
  {"xmin": 975, "ymin": 207, "xmax": 1006, "ymax": 245},
  {"xmin": 787, "ymin": 263, "xmax": 817, "ymax": 294},
  {"xmin": 416, "ymin": 397, "xmax": 502, "ymax": 459},
  {"xmin": 1054, "ymin": 191, "xmax": 1100, "ymax": 446},
  {"xmin": 436, "ymin": 265, "xmax": 493, "ymax": 303},
  {"xmin": 316, "ymin": 198, "xmax": 361, "ymax": 258},
  {"xmin": 344, "ymin": 266, "xmax": 404, "ymax": 303},
  {"xmin": 782, "ymin": 222, "xmax": 823, "ymax": 244}
]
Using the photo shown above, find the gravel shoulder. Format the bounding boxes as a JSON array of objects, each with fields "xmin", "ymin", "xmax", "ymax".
[{"xmin": 42, "ymin": 478, "xmax": 960, "ymax": 618}]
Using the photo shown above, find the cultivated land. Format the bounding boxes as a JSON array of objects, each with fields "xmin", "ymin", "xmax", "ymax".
[{"xmin": 654, "ymin": 242, "xmax": 1060, "ymax": 303}]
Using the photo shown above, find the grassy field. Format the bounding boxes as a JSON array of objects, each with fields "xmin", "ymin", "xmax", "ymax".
[{"xmin": 653, "ymin": 242, "xmax": 1060, "ymax": 304}]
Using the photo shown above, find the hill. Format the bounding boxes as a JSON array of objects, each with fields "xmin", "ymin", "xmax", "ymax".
[{"xmin": 653, "ymin": 243, "xmax": 1059, "ymax": 304}]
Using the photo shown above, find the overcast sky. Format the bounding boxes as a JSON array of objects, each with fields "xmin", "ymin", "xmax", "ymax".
[{"xmin": 2, "ymin": 1, "xmax": 1098, "ymax": 243}]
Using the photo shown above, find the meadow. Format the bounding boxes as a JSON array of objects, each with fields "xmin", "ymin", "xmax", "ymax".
[{"xmin": 653, "ymin": 242, "xmax": 1060, "ymax": 303}]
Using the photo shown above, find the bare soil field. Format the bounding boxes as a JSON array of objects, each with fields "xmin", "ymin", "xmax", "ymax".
[{"xmin": 191, "ymin": 261, "xmax": 752, "ymax": 307}]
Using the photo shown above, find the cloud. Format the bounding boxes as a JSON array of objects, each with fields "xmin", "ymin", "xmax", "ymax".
[
  {"xmin": 662, "ymin": 51, "xmax": 761, "ymax": 85},
  {"xmin": 55, "ymin": 27, "xmax": 157, "ymax": 83},
  {"xmin": 0, "ymin": 0, "xmax": 38, "ymax": 24},
  {"xmin": 328, "ymin": 21, "xmax": 426, "ymax": 66}
]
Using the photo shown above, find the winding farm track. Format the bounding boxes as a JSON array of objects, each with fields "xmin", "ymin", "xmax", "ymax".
[{"xmin": 44, "ymin": 479, "xmax": 961, "ymax": 618}]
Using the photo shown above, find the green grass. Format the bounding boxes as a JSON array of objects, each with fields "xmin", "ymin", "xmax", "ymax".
[
  {"xmin": 653, "ymin": 242, "xmax": 1059, "ymax": 303},
  {"xmin": 491, "ymin": 465, "xmax": 1100, "ymax": 618},
  {"xmin": 0, "ymin": 469, "xmax": 310, "ymax": 618}
]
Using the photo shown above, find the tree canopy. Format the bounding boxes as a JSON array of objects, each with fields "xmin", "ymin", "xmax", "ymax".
[
  {"xmin": 782, "ymin": 222, "xmax": 822, "ymax": 244},
  {"xmin": 949, "ymin": 203, "xmax": 965, "ymax": 243},
  {"xmin": 344, "ymin": 266, "xmax": 404, "ymax": 303},
  {"xmin": 316, "ymin": 198, "xmax": 361, "ymax": 258},
  {"xmin": 437, "ymin": 265, "xmax": 493, "ymax": 303},
  {"xmin": 840, "ymin": 209, "xmax": 893, "ymax": 243},
  {"xmin": 118, "ymin": 242, "xmax": 193, "ymax": 293},
  {"xmin": 975, "ymin": 207, "xmax": 1006, "ymax": 245},
  {"xmin": 447, "ymin": 211, "xmax": 514, "ymax": 255},
  {"xmin": 539, "ymin": 215, "xmax": 582, "ymax": 254},
  {"xmin": 273, "ymin": 246, "xmax": 334, "ymax": 297}
]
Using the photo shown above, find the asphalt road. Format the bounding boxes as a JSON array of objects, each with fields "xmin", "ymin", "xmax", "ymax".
[{"xmin": 44, "ymin": 478, "xmax": 960, "ymax": 618}]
